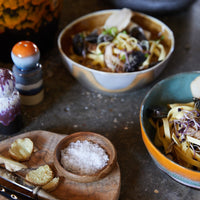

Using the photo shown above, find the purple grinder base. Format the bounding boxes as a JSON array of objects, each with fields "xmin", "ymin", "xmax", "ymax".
[{"xmin": 0, "ymin": 115, "xmax": 23, "ymax": 135}]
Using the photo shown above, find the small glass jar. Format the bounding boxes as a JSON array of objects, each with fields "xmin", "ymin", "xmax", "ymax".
[{"xmin": 0, "ymin": 0, "xmax": 63, "ymax": 61}]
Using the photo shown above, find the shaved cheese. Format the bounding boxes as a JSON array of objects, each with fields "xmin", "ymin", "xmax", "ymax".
[
  {"xmin": 172, "ymin": 133, "xmax": 181, "ymax": 147},
  {"xmin": 167, "ymin": 105, "xmax": 194, "ymax": 121},
  {"xmin": 0, "ymin": 155, "xmax": 27, "ymax": 172},
  {"xmin": 186, "ymin": 135, "xmax": 200, "ymax": 146},
  {"xmin": 162, "ymin": 118, "xmax": 171, "ymax": 140},
  {"xmin": 168, "ymin": 102, "xmax": 194, "ymax": 109},
  {"xmin": 104, "ymin": 8, "xmax": 133, "ymax": 32},
  {"xmin": 153, "ymin": 100, "xmax": 200, "ymax": 171}
]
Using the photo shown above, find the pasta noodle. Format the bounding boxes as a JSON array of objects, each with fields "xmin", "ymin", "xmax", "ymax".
[
  {"xmin": 71, "ymin": 17, "xmax": 166, "ymax": 73},
  {"xmin": 86, "ymin": 33, "xmax": 166, "ymax": 72},
  {"xmin": 152, "ymin": 101, "xmax": 200, "ymax": 170}
]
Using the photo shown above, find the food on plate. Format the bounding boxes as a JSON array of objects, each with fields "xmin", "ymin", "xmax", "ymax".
[
  {"xmin": 70, "ymin": 8, "xmax": 166, "ymax": 73},
  {"xmin": 25, "ymin": 164, "xmax": 59, "ymax": 191},
  {"xmin": 0, "ymin": 68, "xmax": 22, "ymax": 135},
  {"xmin": 149, "ymin": 100, "xmax": 200, "ymax": 170},
  {"xmin": 0, "ymin": 137, "xmax": 59, "ymax": 191},
  {"xmin": 0, "ymin": 155, "xmax": 27, "ymax": 172},
  {"xmin": 9, "ymin": 138, "xmax": 34, "ymax": 161},
  {"xmin": 61, "ymin": 140, "xmax": 109, "ymax": 175},
  {"xmin": 42, "ymin": 177, "xmax": 60, "ymax": 192},
  {"xmin": 25, "ymin": 164, "xmax": 54, "ymax": 186}
]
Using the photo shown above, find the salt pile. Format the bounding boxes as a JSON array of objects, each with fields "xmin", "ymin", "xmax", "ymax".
[{"xmin": 61, "ymin": 140, "xmax": 109, "ymax": 175}]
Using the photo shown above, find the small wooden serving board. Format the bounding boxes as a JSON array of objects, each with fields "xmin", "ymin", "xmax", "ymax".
[{"xmin": 0, "ymin": 130, "xmax": 121, "ymax": 200}]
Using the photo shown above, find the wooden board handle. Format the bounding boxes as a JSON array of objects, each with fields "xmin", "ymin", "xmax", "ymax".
[{"xmin": 35, "ymin": 187, "xmax": 60, "ymax": 200}]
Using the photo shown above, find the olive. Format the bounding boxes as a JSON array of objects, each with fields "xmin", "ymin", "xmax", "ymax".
[
  {"xmin": 72, "ymin": 33, "xmax": 85, "ymax": 56},
  {"xmin": 147, "ymin": 105, "xmax": 168, "ymax": 119},
  {"xmin": 130, "ymin": 26, "xmax": 147, "ymax": 41},
  {"xmin": 85, "ymin": 30, "xmax": 99, "ymax": 43},
  {"xmin": 140, "ymin": 40, "xmax": 149, "ymax": 51},
  {"xmin": 193, "ymin": 97, "xmax": 200, "ymax": 110},
  {"xmin": 97, "ymin": 34, "xmax": 113, "ymax": 43},
  {"xmin": 124, "ymin": 51, "xmax": 146, "ymax": 72}
]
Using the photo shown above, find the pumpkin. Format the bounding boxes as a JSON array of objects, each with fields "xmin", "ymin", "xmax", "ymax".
[{"xmin": 0, "ymin": 0, "xmax": 63, "ymax": 61}]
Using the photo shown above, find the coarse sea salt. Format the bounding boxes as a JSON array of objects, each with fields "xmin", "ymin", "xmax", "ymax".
[{"xmin": 61, "ymin": 140, "xmax": 109, "ymax": 175}]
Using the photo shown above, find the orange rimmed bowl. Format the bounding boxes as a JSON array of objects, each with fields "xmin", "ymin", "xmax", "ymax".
[
  {"xmin": 140, "ymin": 71, "xmax": 200, "ymax": 189},
  {"xmin": 53, "ymin": 131, "xmax": 117, "ymax": 183}
]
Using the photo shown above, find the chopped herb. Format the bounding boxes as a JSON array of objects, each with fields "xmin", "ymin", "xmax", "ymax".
[
  {"xmin": 120, "ymin": 54, "xmax": 126, "ymax": 61},
  {"xmin": 103, "ymin": 27, "xmax": 118, "ymax": 37},
  {"xmin": 156, "ymin": 35, "xmax": 164, "ymax": 43},
  {"xmin": 160, "ymin": 35, "xmax": 164, "ymax": 40},
  {"xmin": 102, "ymin": 30, "xmax": 107, "ymax": 35},
  {"xmin": 80, "ymin": 33, "xmax": 85, "ymax": 38},
  {"xmin": 109, "ymin": 27, "xmax": 118, "ymax": 37}
]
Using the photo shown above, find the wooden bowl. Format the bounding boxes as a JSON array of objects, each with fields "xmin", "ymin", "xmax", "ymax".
[{"xmin": 53, "ymin": 132, "xmax": 117, "ymax": 183}]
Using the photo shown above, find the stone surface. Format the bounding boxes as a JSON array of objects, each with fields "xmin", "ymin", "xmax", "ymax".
[{"xmin": 0, "ymin": 0, "xmax": 200, "ymax": 199}]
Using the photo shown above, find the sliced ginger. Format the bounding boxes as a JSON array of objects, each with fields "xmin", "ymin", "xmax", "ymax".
[
  {"xmin": 0, "ymin": 154, "xmax": 27, "ymax": 172},
  {"xmin": 9, "ymin": 138, "xmax": 34, "ymax": 161},
  {"xmin": 2, "ymin": 137, "xmax": 59, "ymax": 191},
  {"xmin": 42, "ymin": 177, "xmax": 60, "ymax": 192},
  {"xmin": 25, "ymin": 164, "xmax": 54, "ymax": 186}
]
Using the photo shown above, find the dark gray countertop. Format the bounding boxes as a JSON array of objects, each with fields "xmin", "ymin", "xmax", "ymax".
[{"xmin": 1, "ymin": 0, "xmax": 200, "ymax": 199}]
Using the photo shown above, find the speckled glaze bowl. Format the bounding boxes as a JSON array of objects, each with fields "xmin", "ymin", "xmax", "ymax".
[
  {"xmin": 58, "ymin": 9, "xmax": 174, "ymax": 95},
  {"xmin": 140, "ymin": 71, "xmax": 200, "ymax": 188}
]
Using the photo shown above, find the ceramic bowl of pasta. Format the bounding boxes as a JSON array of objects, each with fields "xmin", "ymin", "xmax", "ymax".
[
  {"xmin": 58, "ymin": 8, "xmax": 174, "ymax": 94},
  {"xmin": 140, "ymin": 71, "xmax": 200, "ymax": 188}
]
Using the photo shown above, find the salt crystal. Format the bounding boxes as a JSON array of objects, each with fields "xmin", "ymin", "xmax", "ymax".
[
  {"xmin": 61, "ymin": 140, "xmax": 109, "ymax": 175},
  {"xmin": 97, "ymin": 94, "xmax": 102, "ymax": 99},
  {"xmin": 64, "ymin": 107, "xmax": 70, "ymax": 112},
  {"xmin": 118, "ymin": 113, "xmax": 122, "ymax": 117},
  {"xmin": 113, "ymin": 118, "xmax": 118, "ymax": 123}
]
